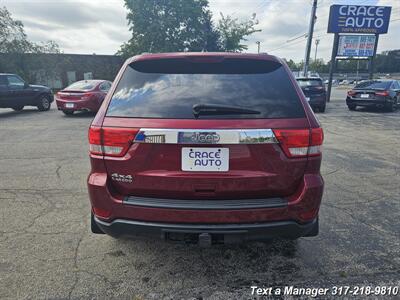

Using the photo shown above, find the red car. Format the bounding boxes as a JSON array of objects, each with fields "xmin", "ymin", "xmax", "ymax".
[
  {"xmin": 87, "ymin": 52, "xmax": 324, "ymax": 245},
  {"xmin": 55, "ymin": 80, "xmax": 112, "ymax": 115}
]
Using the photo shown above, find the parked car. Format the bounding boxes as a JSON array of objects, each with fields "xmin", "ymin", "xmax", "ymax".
[
  {"xmin": 87, "ymin": 52, "xmax": 324, "ymax": 245},
  {"xmin": 55, "ymin": 80, "xmax": 112, "ymax": 115},
  {"xmin": 346, "ymin": 80, "xmax": 400, "ymax": 112},
  {"xmin": 296, "ymin": 77, "xmax": 327, "ymax": 112},
  {"xmin": 324, "ymin": 79, "xmax": 338, "ymax": 86},
  {"xmin": 0, "ymin": 73, "xmax": 53, "ymax": 111}
]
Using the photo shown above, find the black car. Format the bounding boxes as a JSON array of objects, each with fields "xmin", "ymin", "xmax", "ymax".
[
  {"xmin": 0, "ymin": 73, "xmax": 53, "ymax": 111},
  {"xmin": 346, "ymin": 80, "xmax": 400, "ymax": 112},
  {"xmin": 296, "ymin": 77, "xmax": 327, "ymax": 112}
]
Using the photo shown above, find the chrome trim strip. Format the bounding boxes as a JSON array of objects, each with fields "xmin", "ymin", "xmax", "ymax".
[
  {"xmin": 133, "ymin": 128, "xmax": 277, "ymax": 144},
  {"xmin": 124, "ymin": 196, "xmax": 287, "ymax": 210}
]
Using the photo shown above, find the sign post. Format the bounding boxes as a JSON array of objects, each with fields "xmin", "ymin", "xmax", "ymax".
[
  {"xmin": 369, "ymin": 34, "xmax": 379, "ymax": 79},
  {"xmin": 326, "ymin": 4, "xmax": 391, "ymax": 102},
  {"xmin": 327, "ymin": 34, "xmax": 338, "ymax": 103}
]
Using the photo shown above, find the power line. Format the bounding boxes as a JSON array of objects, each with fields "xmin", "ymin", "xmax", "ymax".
[
  {"xmin": 264, "ymin": 1, "xmax": 399, "ymax": 54},
  {"xmin": 267, "ymin": 38, "xmax": 307, "ymax": 53},
  {"xmin": 268, "ymin": 33, "xmax": 327, "ymax": 53}
]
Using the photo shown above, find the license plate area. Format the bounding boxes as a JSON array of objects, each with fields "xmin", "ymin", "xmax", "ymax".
[
  {"xmin": 360, "ymin": 94, "xmax": 369, "ymax": 98},
  {"xmin": 65, "ymin": 103, "xmax": 75, "ymax": 108},
  {"xmin": 181, "ymin": 147, "xmax": 229, "ymax": 172}
]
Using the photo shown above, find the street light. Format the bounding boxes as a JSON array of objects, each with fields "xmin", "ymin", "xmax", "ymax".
[
  {"xmin": 256, "ymin": 41, "xmax": 261, "ymax": 53},
  {"xmin": 314, "ymin": 38, "xmax": 320, "ymax": 62}
]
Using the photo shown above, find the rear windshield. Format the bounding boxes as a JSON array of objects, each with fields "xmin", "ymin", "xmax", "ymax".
[
  {"xmin": 65, "ymin": 81, "xmax": 96, "ymax": 91},
  {"xmin": 106, "ymin": 59, "xmax": 305, "ymax": 119},
  {"xmin": 296, "ymin": 79, "xmax": 323, "ymax": 87},
  {"xmin": 355, "ymin": 80, "xmax": 391, "ymax": 90}
]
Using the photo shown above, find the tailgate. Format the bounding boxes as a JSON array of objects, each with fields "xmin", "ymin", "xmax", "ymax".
[{"xmin": 102, "ymin": 118, "xmax": 310, "ymax": 200}]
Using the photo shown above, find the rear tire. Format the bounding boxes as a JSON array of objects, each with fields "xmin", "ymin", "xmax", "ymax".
[
  {"xmin": 386, "ymin": 102, "xmax": 395, "ymax": 112},
  {"xmin": 304, "ymin": 218, "xmax": 319, "ymax": 237},
  {"xmin": 12, "ymin": 106, "xmax": 24, "ymax": 111},
  {"xmin": 91, "ymin": 211, "xmax": 104, "ymax": 234},
  {"xmin": 319, "ymin": 104, "xmax": 326, "ymax": 113},
  {"xmin": 37, "ymin": 95, "xmax": 51, "ymax": 111},
  {"xmin": 62, "ymin": 110, "xmax": 74, "ymax": 116},
  {"xmin": 348, "ymin": 104, "xmax": 356, "ymax": 111}
]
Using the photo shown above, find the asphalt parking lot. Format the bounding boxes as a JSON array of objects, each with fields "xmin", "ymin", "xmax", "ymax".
[{"xmin": 0, "ymin": 87, "xmax": 399, "ymax": 299}]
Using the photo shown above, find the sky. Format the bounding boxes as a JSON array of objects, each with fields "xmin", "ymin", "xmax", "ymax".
[{"xmin": 2, "ymin": 0, "xmax": 400, "ymax": 62}]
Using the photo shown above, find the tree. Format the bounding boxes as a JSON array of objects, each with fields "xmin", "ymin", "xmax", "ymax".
[
  {"xmin": 374, "ymin": 50, "xmax": 400, "ymax": 73},
  {"xmin": 118, "ymin": 0, "xmax": 260, "ymax": 57},
  {"xmin": 0, "ymin": 6, "xmax": 60, "ymax": 54},
  {"xmin": 284, "ymin": 59, "xmax": 298, "ymax": 70},
  {"xmin": 0, "ymin": 6, "xmax": 31, "ymax": 53},
  {"xmin": 118, "ymin": 0, "xmax": 217, "ymax": 56},
  {"xmin": 309, "ymin": 58, "xmax": 329, "ymax": 73},
  {"xmin": 217, "ymin": 13, "xmax": 260, "ymax": 52}
]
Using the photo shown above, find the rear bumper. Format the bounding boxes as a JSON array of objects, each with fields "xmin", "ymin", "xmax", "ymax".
[
  {"xmin": 307, "ymin": 95, "xmax": 326, "ymax": 107},
  {"xmin": 95, "ymin": 216, "xmax": 318, "ymax": 242},
  {"xmin": 88, "ymin": 170, "xmax": 324, "ymax": 239},
  {"xmin": 56, "ymin": 99, "xmax": 100, "ymax": 112},
  {"xmin": 346, "ymin": 97, "xmax": 392, "ymax": 107}
]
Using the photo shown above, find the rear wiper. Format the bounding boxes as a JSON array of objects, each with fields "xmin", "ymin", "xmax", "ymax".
[{"xmin": 192, "ymin": 103, "xmax": 261, "ymax": 118}]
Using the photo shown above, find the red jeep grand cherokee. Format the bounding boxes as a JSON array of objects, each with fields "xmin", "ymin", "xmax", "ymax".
[{"xmin": 87, "ymin": 52, "xmax": 324, "ymax": 245}]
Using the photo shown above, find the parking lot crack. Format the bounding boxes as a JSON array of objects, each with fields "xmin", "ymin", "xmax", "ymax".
[
  {"xmin": 323, "ymin": 202, "xmax": 391, "ymax": 236},
  {"xmin": 68, "ymin": 232, "xmax": 86, "ymax": 300},
  {"xmin": 56, "ymin": 165, "xmax": 61, "ymax": 179}
]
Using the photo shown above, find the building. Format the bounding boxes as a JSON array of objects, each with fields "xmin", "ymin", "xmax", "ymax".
[{"xmin": 0, "ymin": 53, "xmax": 124, "ymax": 89}]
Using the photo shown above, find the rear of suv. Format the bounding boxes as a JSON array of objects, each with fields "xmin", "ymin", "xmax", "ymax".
[
  {"xmin": 296, "ymin": 77, "xmax": 327, "ymax": 112},
  {"xmin": 87, "ymin": 53, "xmax": 324, "ymax": 245}
]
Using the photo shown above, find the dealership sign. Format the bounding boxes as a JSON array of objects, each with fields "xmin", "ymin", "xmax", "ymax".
[
  {"xmin": 328, "ymin": 5, "xmax": 391, "ymax": 34},
  {"xmin": 337, "ymin": 35, "xmax": 376, "ymax": 57}
]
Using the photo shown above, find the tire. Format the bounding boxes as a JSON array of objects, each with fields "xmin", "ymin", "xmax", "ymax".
[
  {"xmin": 91, "ymin": 211, "xmax": 104, "ymax": 234},
  {"xmin": 62, "ymin": 110, "xmax": 74, "ymax": 116},
  {"xmin": 319, "ymin": 104, "xmax": 326, "ymax": 113},
  {"xmin": 304, "ymin": 217, "xmax": 319, "ymax": 237},
  {"xmin": 37, "ymin": 95, "xmax": 51, "ymax": 111},
  {"xmin": 348, "ymin": 104, "xmax": 356, "ymax": 111},
  {"xmin": 386, "ymin": 102, "xmax": 394, "ymax": 112},
  {"xmin": 12, "ymin": 106, "xmax": 24, "ymax": 111},
  {"xmin": 392, "ymin": 97, "xmax": 399, "ymax": 111}
]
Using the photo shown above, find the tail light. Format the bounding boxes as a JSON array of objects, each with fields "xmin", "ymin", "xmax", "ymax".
[
  {"xmin": 375, "ymin": 90, "xmax": 389, "ymax": 96},
  {"xmin": 347, "ymin": 90, "xmax": 356, "ymax": 96},
  {"xmin": 273, "ymin": 128, "xmax": 323, "ymax": 158},
  {"xmin": 89, "ymin": 126, "xmax": 139, "ymax": 157},
  {"xmin": 82, "ymin": 92, "xmax": 95, "ymax": 100}
]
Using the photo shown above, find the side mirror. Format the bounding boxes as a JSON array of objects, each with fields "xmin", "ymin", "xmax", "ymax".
[{"xmin": 24, "ymin": 82, "xmax": 29, "ymax": 88}]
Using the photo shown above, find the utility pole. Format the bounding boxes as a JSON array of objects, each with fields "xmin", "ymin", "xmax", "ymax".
[
  {"xmin": 256, "ymin": 41, "xmax": 261, "ymax": 53},
  {"xmin": 314, "ymin": 38, "xmax": 320, "ymax": 62},
  {"xmin": 326, "ymin": 34, "xmax": 339, "ymax": 103},
  {"xmin": 303, "ymin": 0, "xmax": 318, "ymax": 77},
  {"xmin": 356, "ymin": 59, "xmax": 360, "ymax": 84}
]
